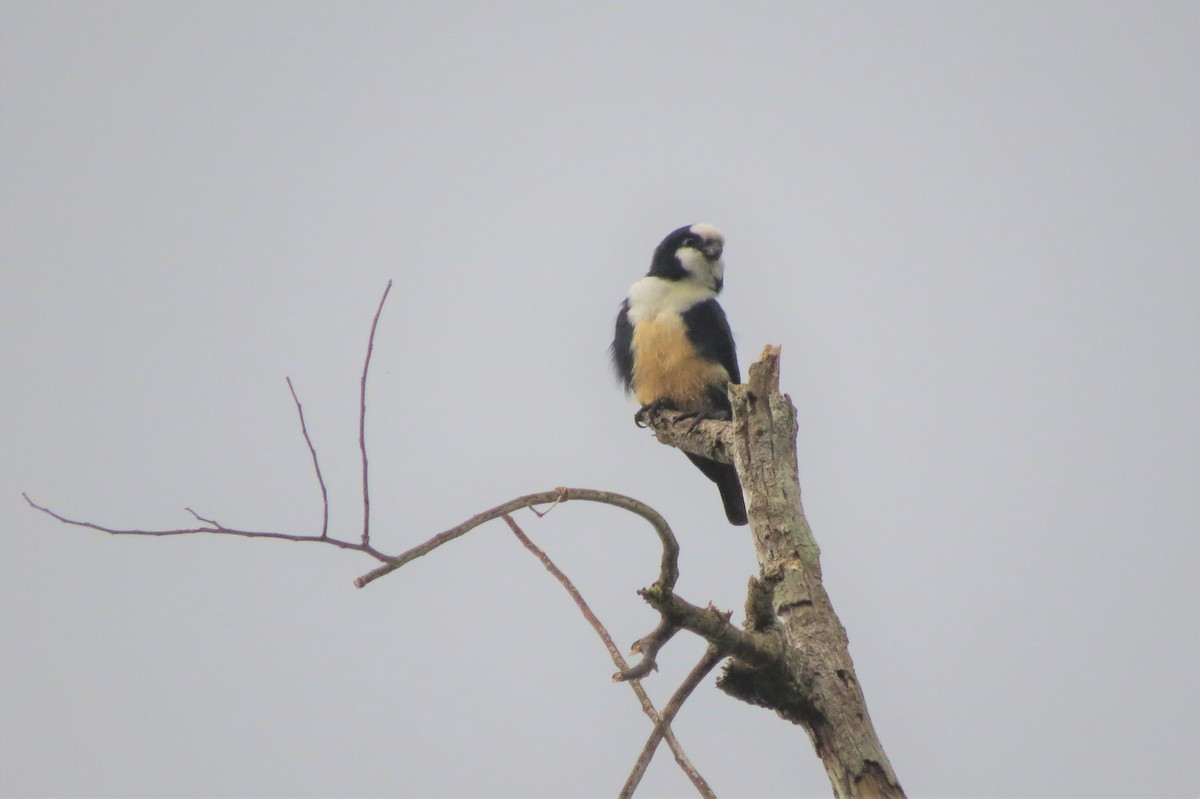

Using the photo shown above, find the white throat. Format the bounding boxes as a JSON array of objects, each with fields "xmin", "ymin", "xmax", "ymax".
[{"xmin": 625, "ymin": 276, "xmax": 716, "ymax": 325}]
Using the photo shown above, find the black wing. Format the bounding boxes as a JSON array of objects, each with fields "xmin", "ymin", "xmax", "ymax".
[
  {"xmin": 681, "ymin": 298, "xmax": 740, "ymax": 384},
  {"xmin": 610, "ymin": 299, "xmax": 635, "ymax": 392}
]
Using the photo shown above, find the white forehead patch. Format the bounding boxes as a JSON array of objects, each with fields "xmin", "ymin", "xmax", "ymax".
[{"xmin": 689, "ymin": 222, "xmax": 724, "ymax": 244}]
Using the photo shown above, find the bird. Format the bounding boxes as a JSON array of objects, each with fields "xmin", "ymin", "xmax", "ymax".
[{"xmin": 611, "ymin": 223, "xmax": 748, "ymax": 526}]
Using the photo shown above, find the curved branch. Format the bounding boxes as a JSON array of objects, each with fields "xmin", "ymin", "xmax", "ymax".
[{"xmin": 354, "ymin": 487, "xmax": 679, "ymax": 590}]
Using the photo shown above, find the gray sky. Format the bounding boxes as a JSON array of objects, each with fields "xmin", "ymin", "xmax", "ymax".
[{"xmin": 2, "ymin": 2, "xmax": 1197, "ymax": 797}]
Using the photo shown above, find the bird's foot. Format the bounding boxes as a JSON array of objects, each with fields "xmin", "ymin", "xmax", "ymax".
[{"xmin": 635, "ymin": 398, "xmax": 676, "ymax": 428}]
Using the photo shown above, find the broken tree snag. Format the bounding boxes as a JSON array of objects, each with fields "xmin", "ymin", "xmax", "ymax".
[{"xmin": 726, "ymin": 345, "xmax": 906, "ymax": 799}]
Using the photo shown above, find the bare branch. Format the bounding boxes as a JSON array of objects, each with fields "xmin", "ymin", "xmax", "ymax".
[
  {"xmin": 620, "ymin": 644, "xmax": 724, "ymax": 799},
  {"xmin": 22, "ymin": 280, "xmax": 730, "ymax": 793},
  {"xmin": 355, "ymin": 488, "xmax": 679, "ymax": 590},
  {"xmin": 359, "ymin": 278, "xmax": 393, "ymax": 549},
  {"xmin": 286, "ymin": 376, "xmax": 329, "ymax": 538},
  {"xmin": 23, "ymin": 493, "xmax": 391, "ymax": 561},
  {"xmin": 638, "ymin": 585, "xmax": 780, "ymax": 668},
  {"xmin": 503, "ymin": 515, "xmax": 715, "ymax": 799}
]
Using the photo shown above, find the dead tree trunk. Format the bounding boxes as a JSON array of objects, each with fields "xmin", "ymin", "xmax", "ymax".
[{"xmin": 644, "ymin": 346, "xmax": 905, "ymax": 799}]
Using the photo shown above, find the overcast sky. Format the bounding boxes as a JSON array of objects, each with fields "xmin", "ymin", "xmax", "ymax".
[{"xmin": 2, "ymin": 2, "xmax": 1197, "ymax": 797}]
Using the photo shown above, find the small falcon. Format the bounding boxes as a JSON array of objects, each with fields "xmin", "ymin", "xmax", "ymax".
[{"xmin": 611, "ymin": 223, "xmax": 747, "ymax": 526}]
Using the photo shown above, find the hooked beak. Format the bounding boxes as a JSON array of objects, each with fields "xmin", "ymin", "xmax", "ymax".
[{"xmin": 701, "ymin": 240, "xmax": 723, "ymax": 260}]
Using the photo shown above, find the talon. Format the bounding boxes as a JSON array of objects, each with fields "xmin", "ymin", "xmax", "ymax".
[{"xmin": 682, "ymin": 407, "xmax": 726, "ymax": 434}]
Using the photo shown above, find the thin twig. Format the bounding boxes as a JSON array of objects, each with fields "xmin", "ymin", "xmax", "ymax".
[
  {"xmin": 184, "ymin": 507, "xmax": 222, "ymax": 528},
  {"xmin": 503, "ymin": 515, "xmax": 715, "ymax": 799},
  {"xmin": 355, "ymin": 487, "xmax": 679, "ymax": 590},
  {"xmin": 286, "ymin": 376, "xmax": 329, "ymax": 538},
  {"xmin": 620, "ymin": 644, "xmax": 724, "ymax": 799},
  {"xmin": 360, "ymin": 279, "xmax": 393, "ymax": 549},
  {"xmin": 527, "ymin": 492, "xmax": 564, "ymax": 518},
  {"xmin": 24, "ymin": 493, "xmax": 391, "ymax": 561}
]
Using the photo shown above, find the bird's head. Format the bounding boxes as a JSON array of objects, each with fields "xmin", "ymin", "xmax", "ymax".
[{"xmin": 648, "ymin": 223, "xmax": 726, "ymax": 292}]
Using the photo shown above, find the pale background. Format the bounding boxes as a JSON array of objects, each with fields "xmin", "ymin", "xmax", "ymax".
[{"xmin": 2, "ymin": 2, "xmax": 1197, "ymax": 797}]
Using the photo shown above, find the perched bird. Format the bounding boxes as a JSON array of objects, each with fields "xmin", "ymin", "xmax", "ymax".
[{"xmin": 611, "ymin": 223, "xmax": 748, "ymax": 526}]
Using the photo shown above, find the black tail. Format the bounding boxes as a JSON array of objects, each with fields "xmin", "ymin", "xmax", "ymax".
[{"xmin": 685, "ymin": 453, "xmax": 748, "ymax": 526}]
